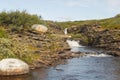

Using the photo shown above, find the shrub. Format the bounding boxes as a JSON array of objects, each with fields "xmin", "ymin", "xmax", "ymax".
[{"xmin": 0, "ymin": 10, "xmax": 42, "ymax": 28}]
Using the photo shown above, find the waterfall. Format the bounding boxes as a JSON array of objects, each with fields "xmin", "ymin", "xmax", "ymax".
[
  {"xmin": 64, "ymin": 28, "xmax": 68, "ymax": 35},
  {"xmin": 66, "ymin": 40, "xmax": 105, "ymax": 53}
]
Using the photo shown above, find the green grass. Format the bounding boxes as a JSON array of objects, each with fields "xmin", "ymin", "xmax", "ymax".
[
  {"xmin": 71, "ymin": 33, "xmax": 83, "ymax": 38},
  {"xmin": 0, "ymin": 38, "xmax": 34, "ymax": 63},
  {"xmin": 56, "ymin": 14, "xmax": 120, "ymax": 30},
  {"xmin": 0, "ymin": 38, "xmax": 16, "ymax": 60},
  {"xmin": 99, "ymin": 16, "xmax": 120, "ymax": 29},
  {"xmin": 0, "ymin": 28, "xmax": 8, "ymax": 38}
]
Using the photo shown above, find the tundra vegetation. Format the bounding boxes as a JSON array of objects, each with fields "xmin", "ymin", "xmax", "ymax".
[{"xmin": 0, "ymin": 11, "xmax": 66, "ymax": 66}]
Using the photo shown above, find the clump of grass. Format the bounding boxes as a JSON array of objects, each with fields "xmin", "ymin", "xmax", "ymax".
[
  {"xmin": 0, "ymin": 38, "xmax": 36, "ymax": 63},
  {"xmin": 0, "ymin": 38, "xmax": 16, "ymax": 60},
  {"xmin": 0, "ymin": 27, "xmax": 8, "ymax": 38},
  {"xmin": 10, "ymin": 39, "xmax": 37, "ymax": 63}
]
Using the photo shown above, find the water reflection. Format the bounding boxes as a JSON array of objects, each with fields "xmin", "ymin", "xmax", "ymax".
[
  {"xmin": 0, "ymin": 68, "xmax": 49, "ymax": 80},
  {"xmin": 0, "ymin": 74, "xmax": 32, "ymax": 80},
  {"xmin": 31, "ymin": 68, "xmax": 49, "ymax": 80}
]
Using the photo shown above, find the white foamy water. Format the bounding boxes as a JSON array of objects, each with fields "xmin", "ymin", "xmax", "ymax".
[
  {"xmin": 66, "ymin": 39, "xmax": 111, "ymax": 57},
  {"xmin": 66, "ymin": 40, "xmax": 82, "ymax": 48},
  {"xmin": 86, "ymin": 53, "xmax": 112, "ymax": 57},
  {"xmin": 64, "ymin": 28, "xmax": 68, "ymax": 35}
]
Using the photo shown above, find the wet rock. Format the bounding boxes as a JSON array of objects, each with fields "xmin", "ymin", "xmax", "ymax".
[
  {"xmin": 0, "ymin": 58, "xmax": 29, "ymax": 76},
  {"xmin": 106, "ymin": 51, "xmax": 119, "ymax": 57},
  {"xmin": 55, "ymin": 68, "xmax": 64, "ymax": 71}
]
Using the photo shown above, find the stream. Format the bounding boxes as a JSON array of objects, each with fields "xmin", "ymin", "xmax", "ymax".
[{"xmin": 1, "ymin": 40, "xmax": 120, "ymax": 80}]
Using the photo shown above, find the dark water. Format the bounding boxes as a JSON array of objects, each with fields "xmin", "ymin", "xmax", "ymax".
[{"xmin": 1, "ymin": 47, "xmax": 120, "ymax": 80}]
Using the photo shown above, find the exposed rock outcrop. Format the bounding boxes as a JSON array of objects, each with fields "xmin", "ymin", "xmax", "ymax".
[{"xmin": 68, "ymin": 24, "xmax": 120, "ymax": 55}]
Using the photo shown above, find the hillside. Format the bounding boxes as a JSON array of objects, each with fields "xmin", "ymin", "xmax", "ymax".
[
  {"xmin": 56, "ymin": 14, "xmax": 120, "ymax": 30},
  {"xmin": 60, "ymin": 14, "xmax": 120, "ymax": 56},
  {"xmin": 0, "ymin": 11, "xmax": 120, "ymax": 68},
  {"xmin": 0, "ymin": 11, "xmax": 70, "ymax": 69},
  {"xmin": 99, "ymin": 14, "xmax": 120, "ymax": 29}
]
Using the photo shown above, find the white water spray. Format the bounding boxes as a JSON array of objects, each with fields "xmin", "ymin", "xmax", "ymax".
[
  {"xmin": 66, "ymin": 40, "xmax": 82, "ymax": 48},
  {"xmin": 86, "ymin": 53, "xmax": 112, "ymax": 57}
]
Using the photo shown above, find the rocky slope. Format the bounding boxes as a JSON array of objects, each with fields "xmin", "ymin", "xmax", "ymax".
[
  {"xmin": 68, "ymin": 24, "xmax": 120, "ymax": 56},
  {"xmin": 6, "ymin": 23, "xmax": 72, "ymax": 69}
]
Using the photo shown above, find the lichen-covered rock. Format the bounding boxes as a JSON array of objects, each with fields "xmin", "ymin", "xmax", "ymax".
[
  {"xmin": 32, "ymin": 24, "xmax": 48, "ymax": 33},
  {"xmin": 0, "ymin": 58, "xmax": 29, "ymax": 76}
]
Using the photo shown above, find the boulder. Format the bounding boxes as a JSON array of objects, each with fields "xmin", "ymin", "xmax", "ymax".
[
  {"xmin": 0, "ymin": 58, "xmax": 29, "ymax": 76},
  {"xmin": 32, "ymin": 24, "xmax": 48, "ymax": 33}
]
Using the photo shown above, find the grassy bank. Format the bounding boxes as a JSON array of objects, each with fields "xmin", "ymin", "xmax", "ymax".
[
  {"xmin": 0, "ymin": 11, "xmax": 69, "ymax": 68},
  {"xmin": 0, "ymin": 26, "xmax": 69, "ymax": 68}
]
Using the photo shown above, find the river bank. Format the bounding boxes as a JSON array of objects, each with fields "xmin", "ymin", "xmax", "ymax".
[
  {"xmin": 0, "ymin": 23, "xmax": 71, "ymax": 70},
  {"xmin": 68, "ymin": 24, "xmax": 120, "ymax": 56}
]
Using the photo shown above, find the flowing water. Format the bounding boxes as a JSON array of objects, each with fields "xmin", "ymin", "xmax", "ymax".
[
  {"xmin": 66, "ymin": 40, "xmax": 104, "ymax": 53},
  {"xmin": 1, "ymin": 40, "xmax": 120, "ymax": 80}
]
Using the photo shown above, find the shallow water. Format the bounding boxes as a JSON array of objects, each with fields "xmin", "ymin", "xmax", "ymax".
[
  {"xmin": 41, "ymin": 57, "xmax": 120, "ymax": 80},
  {"xmin": 1, "ymin": 56, "xmax": 120, "ymax": 80},
  {"xmin": 71, "ymin": 46, "xmax": 104, "ymax": 53}
]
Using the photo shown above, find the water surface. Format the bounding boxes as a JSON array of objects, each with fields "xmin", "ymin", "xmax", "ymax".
[{"xmin": 1, "ymin": 56, "xmax": 120, "ymax": 80}]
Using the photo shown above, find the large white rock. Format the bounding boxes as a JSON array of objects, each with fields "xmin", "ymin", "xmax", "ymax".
[
  {"xmin": 32, "ymin": 24, "xmax": 48, "ymax": 33},
  {"xmin": 0, "ymin": 58, "xmax": 29, "ymax": 75}
]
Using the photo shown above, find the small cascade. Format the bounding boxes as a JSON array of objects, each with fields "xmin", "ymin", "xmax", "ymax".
[
  {"xmin": 66, "ymin": 40, "xmax": 82, "ymax": 48},
  {"xmin": 66, "ymin": 39, "xmax": 111, "ymax": 57}
]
